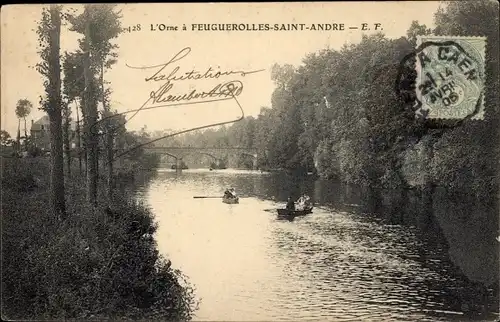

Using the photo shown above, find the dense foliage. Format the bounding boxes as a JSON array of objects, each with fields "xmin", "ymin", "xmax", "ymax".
[{"xmin": 164, "ymin": 1, "xmax": 498, "ymax": 193}]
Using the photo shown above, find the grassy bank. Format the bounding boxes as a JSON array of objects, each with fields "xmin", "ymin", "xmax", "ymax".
[{"xmin": 1, "ymin": 157, "xmax": 197, "ymax": 320}]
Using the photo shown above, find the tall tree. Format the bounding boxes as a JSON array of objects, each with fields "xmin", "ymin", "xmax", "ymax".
[
  {"xmin": 68, "ymin": 4, "xmax": 122, "ymax": 203},
  {"xmin": 93, "ymin": 5, "xmax": 122, "ymax": 200},
  {"xmin": 36, "ymin": 5, "xmax": 66, "ymax": 218},
  {"xmin": 83, "ymin": 9, "xmax": 98, "ymax": 205},
  {"xmin": 75, "ymin": 103, "xmax": 82, "ymax": 174},
  {"xmin": 15, "ymin": 99, "xmax": 32, "ymax": 150},
  {"xmin": 66, "ymin": 8, "xmax": 101, "ymax": 205},
  {"xmin": 16, "ymin": 120, "xmax": 20, "ymax": 152},
  {"xmin": 62, "ymin": 98, "xmax": 72, "ymax": 176},
  {"xmin": 406, "ymin": 20, "xmax": 433, "ymax": 46},
  {"xmin": 65, "ymin": 15, "xmax": 98, "ymax": 205},
  {"xmin": 62, "ymin": 51, "xmax": 87, "ymax": 175}
]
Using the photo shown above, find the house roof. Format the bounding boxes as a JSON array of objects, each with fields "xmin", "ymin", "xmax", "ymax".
[
  {"xmin": 31, "ymin": 115, "xmax": 49, "ymax": 131},
  {"xmin": 31, "ymin": 115, "xmax": 78, "ymax": 132}
]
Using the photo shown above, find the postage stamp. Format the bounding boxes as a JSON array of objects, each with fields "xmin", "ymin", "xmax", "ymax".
[{"xmin": 415, "ymin": 36, "xmax": 487, "ymax": 121}]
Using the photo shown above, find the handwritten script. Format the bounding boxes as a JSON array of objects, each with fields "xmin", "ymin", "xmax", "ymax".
[
  {"xmin": 99, "ymin": 47, "xmax": 265, "ymax": 162},
  {"xmin": 122, "ymin": 46, "xmax": 264, "ymax": 113},
  {"xmin": 149, "ymin": 80, "xmax": 244, "ymax": 105},
  {"xmin": 139, "ymin": 47, "xmax": 264, "ymax": 82}
]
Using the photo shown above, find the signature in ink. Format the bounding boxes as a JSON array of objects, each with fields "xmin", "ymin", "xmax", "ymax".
[
  {"xmin": 149, "ymin": 80, "xmax": 243, "ymax": 105},
  {"xmin": 126, "ymin": 47, "xmax": 265, "ymax": 83}
]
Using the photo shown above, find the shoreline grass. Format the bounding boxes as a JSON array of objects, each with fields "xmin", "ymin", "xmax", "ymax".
[{"xmin": 1, "ymin": 157, "xmax": 198, "ymax": 320}]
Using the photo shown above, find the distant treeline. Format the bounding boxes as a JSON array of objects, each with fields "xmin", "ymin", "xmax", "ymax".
[{"xmin": 157, "ymin": 1, "xmax": 499, "ymax": 193}]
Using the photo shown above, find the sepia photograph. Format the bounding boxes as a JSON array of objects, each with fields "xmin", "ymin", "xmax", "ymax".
[{"xmin": 1, "ymin": 1, "xmax": 499, "ymax": 321}]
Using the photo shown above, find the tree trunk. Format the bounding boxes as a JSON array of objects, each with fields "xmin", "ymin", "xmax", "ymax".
[
  {"xmin": 16, "ymin": 119, "xmax": 20, "ymax": 152},
  {"xmin": 48, "ymin": 6, "xmax": 66, "ymax": 219},
  {"xmin": 23, "ymin": 117, "xmax": 28, "ymax": 149},
  {"xmin": 95, "ymin": 120, "xmax": 100, "ymax": 188},
  {"xmin": 79, "ymin": 102, "xmax": 88, "ymax": 172},
  {"xmin": 63, "ymin": 103, "xmax": 71, "ymax": 177},
  {"xmin": 76, "ymin": 102, "xmax": 82, "ymax": 175},
  {"xmin": 101, "ymin": 62, "xmax": 114, "ymax": 200},
  {"xmin": 84, "ymin": 11, "xmax": 98, "ymax": 206},
  {"xmin": 106, "ymin": 120, "xmax": 114, "ymax": 199}
]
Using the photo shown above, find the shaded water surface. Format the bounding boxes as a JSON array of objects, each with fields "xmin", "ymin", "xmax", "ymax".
[{"xmin": 136, "ymin": 169, "xmax": 499, "ymax": 321}]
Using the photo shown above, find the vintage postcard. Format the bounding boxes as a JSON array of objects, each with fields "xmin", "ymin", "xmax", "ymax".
[{"xmin": 1, "ymin": 2, "xmax": 499, "ymax": 321}]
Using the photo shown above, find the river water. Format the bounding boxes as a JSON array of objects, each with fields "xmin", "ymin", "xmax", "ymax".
[{"xmin": 136, "ymin": 169, "xmax": 499, "ymax": 321}]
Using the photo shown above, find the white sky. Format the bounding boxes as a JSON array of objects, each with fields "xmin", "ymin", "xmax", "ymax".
[{"xmin": 1, "ymin": 2, "xmax": 443, "ymax": 137}]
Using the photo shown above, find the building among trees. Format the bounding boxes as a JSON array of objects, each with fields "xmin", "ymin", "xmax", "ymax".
[{"xmin": 30, "ymin": 115, "xmax": 78, "ymax": 151}]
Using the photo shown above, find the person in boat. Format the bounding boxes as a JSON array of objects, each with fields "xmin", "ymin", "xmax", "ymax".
[
  {"xmin": 296, "ymin": 195, "xmax": 305, "ymax": 210},
  {"xmin": 286, "ymin": 196, "xmax": 295, "ymax": 211},
  {"xmin": 224, "ymin": 188, "xmax": 237, "ymax": 199},
  {"xmin": 302, "ymin": 195, "xmax": 312, "ymax": 209},
  {"xmin": 296, "ymin": 194, "xmax": 312, "ymax": 210}
]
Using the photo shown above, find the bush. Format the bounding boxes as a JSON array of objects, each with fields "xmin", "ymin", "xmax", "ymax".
[
  {"xmin": 1, "ymin": 158, "xmax": 198, "ymax": 320},
  {"xmin": 400, "ymin": 137, "xmax": 432, "ymax": 188},
  {"xmin": 27, "ymin": 145, "xmax": 44, "ymax": 157},
  {"xmin": 314, "ymin": 139, "xmax": 339, "ymax": 179}
]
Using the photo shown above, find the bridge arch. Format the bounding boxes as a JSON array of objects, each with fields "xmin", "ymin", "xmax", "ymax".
[
  {"xmin": 152, "ymin": 151, "xmax": 189, "ymax": 171},
  {"xmin": 143, "ymin": 146, "xmax": 257, "ymax": 169},
  {"xmin": 240, "ymin": 151, "xmax": 258, "ymax": 159},
  {"xmin": 200, "ymin": 152, "xmax": 226, "ymax": 169}
]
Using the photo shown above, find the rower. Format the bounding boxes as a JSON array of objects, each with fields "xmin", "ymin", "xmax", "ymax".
[{"xmin": 286, "ymin": 196, "xmax": 295, "ymax": 211}]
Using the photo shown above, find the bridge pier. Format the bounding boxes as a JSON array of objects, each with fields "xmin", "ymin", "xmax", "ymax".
[
  {"xmin": 176, "ymin": 158, "xmax": 182, "ymax": 174},
  {"xmin": 252, "ymin": 154, "xmax": 258, "ymax": 170}
]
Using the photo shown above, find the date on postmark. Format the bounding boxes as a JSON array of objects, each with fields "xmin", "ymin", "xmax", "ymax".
[{"xmin": 415, "ymin": 36, "xmax": 486, "ymax": 121}]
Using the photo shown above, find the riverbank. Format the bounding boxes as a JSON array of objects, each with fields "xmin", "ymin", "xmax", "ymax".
[{"xmin": 1, "ymin": 157, "xmax": 197, "ymax": 320}]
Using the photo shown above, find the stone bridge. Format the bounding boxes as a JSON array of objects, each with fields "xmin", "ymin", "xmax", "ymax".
[{"xmin": 143, "ymin": 146, "xmax": 259, "ymax": 169}]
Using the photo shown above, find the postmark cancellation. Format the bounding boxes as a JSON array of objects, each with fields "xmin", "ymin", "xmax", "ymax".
[{"xmin": 415, "ymin": 35, "xmax": 486, "ymax": 121}]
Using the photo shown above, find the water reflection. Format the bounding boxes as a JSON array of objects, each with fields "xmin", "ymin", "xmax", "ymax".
[{"xmin": 136, "ymin": 169, "xmax": 499, "ymax": 321}]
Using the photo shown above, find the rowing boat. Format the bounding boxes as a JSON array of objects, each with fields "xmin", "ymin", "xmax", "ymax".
[
  {"xmin": 222, "ymin": 196, "xmax": 239, "ymax": 204},
  {"xmin": 276, "ymin": 207, "xmax": 313, "ymax": 218}
]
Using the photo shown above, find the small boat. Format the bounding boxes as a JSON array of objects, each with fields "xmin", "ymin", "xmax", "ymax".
[
  {"xmin": 222, "ymin": 196, "xmax": 239, "ymax": 204},
  {"xmin": 276, "ymin": 207, "xmax": 313, "ymax": 219},
  {"xmin": 171, "ymin": 164, "xmax": 189, "ymax": 170}
]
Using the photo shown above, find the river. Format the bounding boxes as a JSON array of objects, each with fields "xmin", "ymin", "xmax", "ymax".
[{"xmin": 136, "ymin": 168, "xmax": 499, "ymax": 322}]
